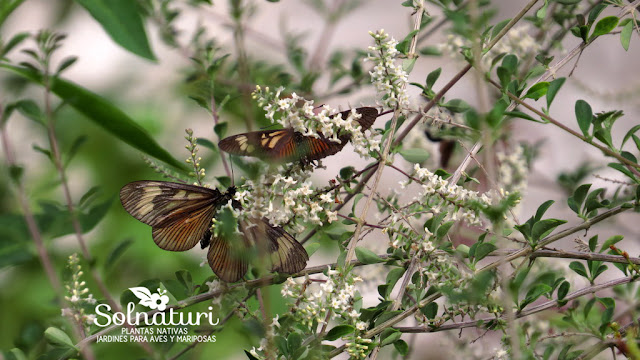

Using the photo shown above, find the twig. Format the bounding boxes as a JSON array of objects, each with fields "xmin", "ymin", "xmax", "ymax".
[
  {"xmin": 488, "ymin": 78, "xmax": 640, "ymax": 172},
  {"xmin": 392, "ymin": 275, "xmax": 637, "ymax": 334},
  {"xmin": 0, "ymin": 105, "xmax": 96, "ymax": 360}
]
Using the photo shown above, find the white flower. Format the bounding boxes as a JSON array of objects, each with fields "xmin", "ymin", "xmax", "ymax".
[{"xmin": 319, "ymin": 193, "xmax": 333, "ymax": 203}]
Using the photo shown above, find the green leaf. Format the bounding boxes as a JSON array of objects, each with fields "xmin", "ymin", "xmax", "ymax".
[
  {"xmin": 441, "ymin": 99, "xmax": 470, "ymax": 113},
  {"xmin": 455, "ymin": 244, "xmax": 469, "ymax": 258},
  {"xmin": 588, "ymin": 235, "xmax": 598, "ymax": 252},
  {"xmin": 355, "ymin": 247, "xmax": 383, "ymax": 264},
  {"xmin": 56, "ymin": 56, "xmax": 78, "ymax": 75},
  {"xmin": 15, "ymin": 99, "xmax": 45, "ymax": 124},
  {"xmin": 402, "ymin": 58, "xmax": 417, "ymax": 73},
  {"xmin": 379, "ymin": 328, "xmax": 402, "ymax": 347},
  {"xmin": 196, "ymin": 138, "xmax": 217, "ymax": 151},
  {"xmin": 524, "ymin": 82, "xmax": 549, "ymax": 100},
  {"xmin": 600, "ymin": 235, "xmax": 623, "ymax": 253},
  {"xmin": 575, "ymin": 100, "xmax": 592, "ymax": 138},
  {"xmin": 491, "ymin": 19, "xmax": 511, "ymax": 40},
  {"xmin": 588, "ymin": 4, "xmax": 607, "ymax": 25},
  {"xmin": 569, "ymin": 261, "xmax": 588, "ymax": 278},
  {"xmin": 436, "ymin": 221, "xmax": 454, "ymax": 239},
  {"xmin": 0, "ymin": 31, "xmax": 29, "ymax": 59},
  {"xmin": 532, "ymin": 219, "xmax": 566, "ymax": 243},
  {"xmin": 505, "ymin": 110, "xmax": 544, "ymax": 123},
  {"xmin": 591, "ymin": 264, "xmax": 608, "ymax": 280},
  {"xmin": 557, "ymin": 281, "xmax": 570, "ymax": 300},
  {"xmin": 420, "ymin": 302, "xmax": 438, "ymax": 319},
  {"xmin": 274, "ymin": 335, "xmax": 288, "ymax": 356},
  {"xmin": 598, "ymin": 297, "xmax": 615, "ymax": 310},
  {"xmin": 7, "ymin": 348, "xmax": 28, "ymax": 360},
  {"xmin": 608, "ymin": 163, "xmax": 638, "ymax": 182},
  {"xmin": 1, "ymin": 65, "xmax": 187, "ymax": 170},
  {"xmin": 568, "ymin": 184, "xmax": 591, "ymax": 214},
  {"xmin": 536, "ymin": 0, "xmax": 549, "ymax": 19},
  {"xmin": 502, "ymin": 54, "xmax": 518, "ymax": 74},
  {"xmin": 0, "ymin": 0, "xmax": 25, "ymax": 28},
  {"xmin": 287, "ymin": 332, "xmax": 302, "ymax": 354},
  {"xmin": 104, "ymin": 238, "xmax": 133, "ymax": 270},
  {"xmin": 65, "ymin": 135, "xmax": 88, "ymax": 167},
  {"xmin": 546, "ymin": 78, "xmax": 566, "ymax": 109},
  {"xmin": 399, "ymin": 148, "xmax": 430, "ymax": 163},
  {"xmin": 396, "ymin": 29, "xmax": 419, "ymax": 55},
  {"xmin": 352, "ymin": 193, "xmax": 364, "ymax": 214},
  {"xmin": 535, "ymin": 200, "xmax": 555, "ymax": 221},
  {"xmin": 589, "ymin": 16, "xmax": 619, "ymax": 41},
  {"xmin": 473, "ymin": 243, "xmax": 497, "ymax": 262},
  {"xmin": 175, "ymin": 269, "xmax": 193, "ymax": 293},
  {"xmin": 74, "ymin": 0, "xmax": 156, "ymax": 60},
  {"xmin": 44, "ymin": 327, "xmax": 76, "ymax": 349},
  {"xmin": 325, "ymin": 325, "xmax": 355, "ymax": 341},
  {"xmin": 393, "ymin": 339, "xmax": 409, "ymax": 356},
  {"xmin": 632, "ymin": 135, "xmax": 640, "ymax": 152},
  {"xmin": 8, "ymin": 165, "xmax": 24, "ymax": 184},
  {"xmin": 509, "ymin": 266, "xmax": 531, "ymax": 294},
  {"xmin": 419, "ymin": 46, "xmax": 441, "ymax": 56},
  {"xmin": 32, "ymin": 144, "xmax": 53, "ymax": 162},
  {"xmin": 621, "ymin": 21, "xmax": 633, "ymax": 51},
  {"xmin": 426, "ymin": 68, "xmax": 441, "ymax": 89},
  {"xmin": 521, "ymin": 284, "xmax": 552, "ymax": 309},
  {"xmin": 214, "ymin": 122, "xmax": 228, "ymax": 139},
  {"xmin": 385, "ymin": 268, "xmax": 405, "ymax": 298},
  {"xmin": 622, "ymin": 125, "xmax": 640, "ymax": 148},
  {"xmin": 497, "ymin": 66, "xmax": 511, "ymax": 88}
]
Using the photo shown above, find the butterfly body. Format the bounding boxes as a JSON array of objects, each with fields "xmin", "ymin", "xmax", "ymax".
[
  {"xmin": 120, "ymin": 181, "xmax": 308, "ymax": 282},
  {"xmin": 218, "ymin": 107, "xmax": 379, "ymax": 163}
]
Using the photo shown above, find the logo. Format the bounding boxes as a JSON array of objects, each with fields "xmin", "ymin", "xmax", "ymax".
[
  {"xmin": 93, "ymin": 286, "xmax": 219, "ymax": 344},
  {"xmin": 129, "ymin": 287, "xmax": 170, "ymax": 311}
]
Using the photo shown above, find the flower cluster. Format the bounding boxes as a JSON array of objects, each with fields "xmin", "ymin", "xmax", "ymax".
[
  {"xmin": 497, "ymin": 145, "xmax": 529, "ymax": 196},
  {"xmin": 438, "ymin": 25, "xmax": 541, "ymax": 69},
  {"xmin": 62, "ymin": 254, "xmax": 96, "ymax": 332},
  {"xmin": 400, "ymin": 163, "xmax": 504, "ymax": 227},
  {"xmin": 367, "ymin": 29, "xmax": 410, "ymax": 111},
  {"xmin": 185, "ymin": 128, "xmax": 206, "ymax": 185},
  {"xmin": 281, "ymin": 268, "xmax": 365, "ymax": 329},
  {"xmin": 345, "ymin": 334, "xmax": 374, "ymax": 359},
  {"xmin": 248, "ymin": 315, "xmax": 281, "ymax": 359},
  {"xmin": 252, "ymin": 86, "xmax": 380, "ymax": 157},
  {"xmin": 212, "ymin": 164, "xmax": 340, "ymax": 238}
]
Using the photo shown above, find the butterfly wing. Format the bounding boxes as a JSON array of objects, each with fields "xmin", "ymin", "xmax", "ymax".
[
  {"xmin": 218, "ymin": 129, "xmax": 295, "ymax": 161},
  {"xmin": 245, "ymin": 218, "xmax": 309, "ymax": 274},
  {"xmin": 295, "ymin": 107, "xmax": 379, "ymax": 162},
  {"xmin": 120, "ymin": 181, "xmax": 223, "ymax": 251},
  {"xmin": 348, "ymin": 107, "xmax": 379, "ymax": 130},
  {"xmin": 206, "ymin": 230, "xmax": 251, "ymax": 282},
  {"xmin": 206, "ymin": 217, "xmax": 308, "ymax": 282},
  {"xmin": 218, "ymin": 107, "xmax": 379, "ymax": 163}
]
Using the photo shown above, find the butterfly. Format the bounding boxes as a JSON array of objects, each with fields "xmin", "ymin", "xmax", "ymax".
[
  {"xmin": 218, "ymin": 107, "xmax": 379, "ymax": 163},
  {"xmin": 119, "ymin": 181, "xmax": 308, "ymax": 282}
]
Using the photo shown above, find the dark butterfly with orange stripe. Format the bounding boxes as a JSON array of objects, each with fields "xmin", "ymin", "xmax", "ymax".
[
  {"xmin": 120, "ymin": 181, "xmax": 308, "ymax": 282},
  {"xmin": 218, "ymin": 107, "xmax": 379, "ymax": 163}
]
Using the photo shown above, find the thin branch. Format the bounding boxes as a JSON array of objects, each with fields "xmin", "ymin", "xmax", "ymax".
[
  {"xmin": 392, "ymin": 275, "xmax": 637, "ymax": 334},
  {"xmin": 489, "ymin": 78, "xmax": 640, "ymax": 172}
]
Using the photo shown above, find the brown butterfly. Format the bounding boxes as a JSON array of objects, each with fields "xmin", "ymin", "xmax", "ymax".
[
  {"xmin": 119, "ymin": 181, "xmax": 308, "ymax": 282},
  {"xmin": 218, "ymin": 107, "xmax": 379, "ymax": 163}
]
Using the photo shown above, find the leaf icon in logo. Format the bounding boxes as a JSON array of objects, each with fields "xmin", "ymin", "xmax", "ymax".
[{"xmin": 129, "ymin": 287, "xmax": 156, "ymax": 308}]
